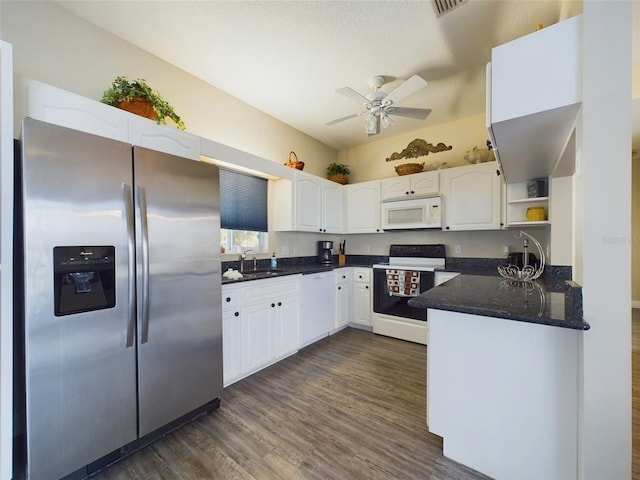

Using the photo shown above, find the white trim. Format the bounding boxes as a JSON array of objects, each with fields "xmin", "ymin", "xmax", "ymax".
[{"xmin": 0, "ymin": 40, "xmax": 14, "ymax": 480}]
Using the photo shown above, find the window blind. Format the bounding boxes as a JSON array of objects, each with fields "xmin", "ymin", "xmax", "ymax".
[{"xmin": 219, "ymin": 168, "xmax": 268, "ymax": 232}]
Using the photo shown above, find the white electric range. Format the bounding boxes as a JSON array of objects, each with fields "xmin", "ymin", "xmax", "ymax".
[{"xmin": 371, "ymin": 244, "xmax": 446, "ymax": 344}]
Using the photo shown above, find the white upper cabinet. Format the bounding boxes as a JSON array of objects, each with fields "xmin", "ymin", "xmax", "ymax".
[
  {"xmin": 23, "ymin": 78, "xmax": 200, "ymax": 160},
  {"xmin": 24, "ymin": 78, "xmax": 130, "ymax": 142},
  {"xmin": 380, "ymin": 170, "xmax": 439, "ymax": 201},
  {"xmin": 129, "ymin": 115, "xmax": 200, "ymax": 160},
  {"xmin": 294, "ymin": 173, "xmax": 323, "ymax": 232},
  {"xmin": 440, "ymin": 162, "xmax": 503, "ymax": 231},
  {"xmin": 345, "ymin": 180, "xmax": 382, "ymax": 234},
  {"xmin": 272, "ymin": 171, "xmax": 345, "ymax": 233},
  {"xmin": 487, "ymin": 15, "xmax": 581, "ymax": 184},
  {"xmin": 322, "ymin": 179, "xmax": 345, "ymax": 233}
]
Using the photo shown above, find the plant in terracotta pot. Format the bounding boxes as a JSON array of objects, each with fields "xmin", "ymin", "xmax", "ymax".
[
  {"xmin": 326, "ymin": 163, "xmax": 351, "ymax": 184},
  {"xmin": 101, "ymin": 76, "xmax": 186, "ymax": 130}
]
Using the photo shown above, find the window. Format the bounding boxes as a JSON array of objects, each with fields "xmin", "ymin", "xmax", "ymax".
[{"xmin": 219, "ymin": 168, "xmax": 268, "ymax": 253}]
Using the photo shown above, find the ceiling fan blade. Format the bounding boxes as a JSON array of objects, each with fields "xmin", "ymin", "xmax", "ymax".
[
  {"xmin": 387, "ymin": 107, "xmax": 432, "ymax": 120},
  {"xmin": 384, "ymin": 75, "xmax": 428, "ymax": 105},
  {"xmin": 325, "ymin": 112, "xmax": 363, "ymax": 126},
  {"xmin": 336, "ymin": 87, "xmax": 369, "ymax": 104}
]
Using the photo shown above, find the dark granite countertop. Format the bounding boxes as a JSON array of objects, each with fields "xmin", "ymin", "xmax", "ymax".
[
  {"xmin": 408, "ymin": 274, "xmax": 589, "ymax": 331},
  {"xmin": 221, "ymin": 258, "xmax": 376, "ymax": 285}
]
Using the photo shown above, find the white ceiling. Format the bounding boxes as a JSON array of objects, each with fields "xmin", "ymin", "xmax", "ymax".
[{"xmin": 56, "ymin": 1, "xmax": 594, "ymax": 151}]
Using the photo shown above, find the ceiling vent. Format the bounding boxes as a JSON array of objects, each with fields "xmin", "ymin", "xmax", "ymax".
[{"xmin": 431, "ymin": 0, "xmax": 467, "ymax": 17}]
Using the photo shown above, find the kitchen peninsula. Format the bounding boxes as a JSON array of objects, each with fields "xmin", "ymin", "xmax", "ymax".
[{"xmin": 409, "ymin": 275, "xmax": 587, "ymax": 479}]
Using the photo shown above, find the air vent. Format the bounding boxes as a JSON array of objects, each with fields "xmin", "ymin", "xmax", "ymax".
[{"xmin": 432, "ymin": 0, "xmax": 467, "ymax": 17}]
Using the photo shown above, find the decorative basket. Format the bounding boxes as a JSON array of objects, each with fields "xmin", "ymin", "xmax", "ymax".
[
  {"xmin": 328, "ymin": 174, "xmax": 349, "ymax": 185},
  {"xmin": 116, "ymin": 96, "xmax": 156, "ymax": 121},
  {"xmin": 394, "ymin": 162, "xmax": 424, "ymax": 176},
  {"xmin": 284, "ymin": 151, "xmax": 305, "ymax": 170}
]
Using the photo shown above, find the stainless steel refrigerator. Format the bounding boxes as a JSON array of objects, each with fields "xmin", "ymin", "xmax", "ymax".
[{"xmin": 16, "ymin": 118, "xmax": 223, "ymax": 480}]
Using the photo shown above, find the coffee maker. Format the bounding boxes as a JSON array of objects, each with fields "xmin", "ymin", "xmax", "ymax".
[{"xmin": 317, "ymin": 240, "xmax": 334, "ymax": 265}]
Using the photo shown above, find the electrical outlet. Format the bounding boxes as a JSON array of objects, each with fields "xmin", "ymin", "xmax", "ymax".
[
  {"xmin": 281, "ymin": 246, "xmax": 289, "ymax": 255},
  {"xmin": 454, "ymin": 244, "xmax": 462, "ymax": 255},
  {"xmin": 364, "ymin": 245, "xmax": 370, "ymax": 254}
]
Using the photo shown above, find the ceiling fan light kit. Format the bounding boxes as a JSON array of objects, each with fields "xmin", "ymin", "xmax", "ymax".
[{"xmin": 327, "ymin": 74, "xmax": 431, "ymax": 136}]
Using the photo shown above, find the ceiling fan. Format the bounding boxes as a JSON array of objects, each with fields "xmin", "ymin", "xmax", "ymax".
[{"xmin": 326, "ymin": 74, "xmax": 431, "ymax": 136}]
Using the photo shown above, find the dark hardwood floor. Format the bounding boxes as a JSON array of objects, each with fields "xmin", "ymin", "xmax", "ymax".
[{"xmin": 92, "ymin": 328, "xmax": 490, "ymax": 480}]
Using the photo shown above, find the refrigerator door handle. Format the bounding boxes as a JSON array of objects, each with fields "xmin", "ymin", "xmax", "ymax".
[
  {"xmin": 123, "ymin": 184, "xmax": 136, "ymax": 348},
  {"xmin": 137, "ymin": 186, "xmax": 151, "ymax": 344}
]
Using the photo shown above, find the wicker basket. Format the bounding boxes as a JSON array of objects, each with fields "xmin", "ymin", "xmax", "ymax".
[
  {"xmin": 284, "ymin": 151, "xmax": 305, "ymax": 170},
  {"xmin": 116, "ymin": 96, "xmax": 156, "ymax": 121},
  {"xmin": 394, "ymin": 162, "xmax": 425, "ymax": 176},
  {"xmin": 328, "ymin": 174, "xmax": 349, "ymax": 185}
]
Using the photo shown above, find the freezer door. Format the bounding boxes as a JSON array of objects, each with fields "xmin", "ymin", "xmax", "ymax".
[
  {"xmin": 20, "ymin": 118, "xmax": 137, "ymax": 480},
  {"xmin": 133, "ymin": 146, "xmax": 222, "ymax": 436}
]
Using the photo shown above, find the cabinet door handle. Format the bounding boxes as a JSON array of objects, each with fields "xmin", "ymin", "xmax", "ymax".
[
  {"xmin": 405, "ymin": 191, "xmax": 409, "ymax": 195},
  {"xmin": 226, "ymin": 297, "xmax": 231, "ymax": 302},
  {"xmin": 365, "ymin": 286, "xmax": 369, "ymax": 289},
  {"xmin": 278, "ymin": 301, "xmax": 282, "ymax": 306},
  {"xmin": 271, "ymin": 303, "xmax": 276, "ymax": 308},
  {"xmin": 234, "ymin": 311, "xmax": 239, "ymax": 317},
  {"xmin": 411, "ymin": 190, "xmax": 415, "ymax": 194},
  {"xmin": 338, "ymin": 286, "xmax": 341, "ymax": 290}
]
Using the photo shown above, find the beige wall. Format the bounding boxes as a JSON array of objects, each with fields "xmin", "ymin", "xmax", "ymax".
[
  {"xmin": 338, "ymin": 113, "xmax": 489, "ymax": 183},
  {"xmin": 0, "ymin": 1, "xmax": 337, "ymax": 179}
]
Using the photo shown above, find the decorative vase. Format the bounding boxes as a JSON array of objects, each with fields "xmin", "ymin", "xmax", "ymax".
[
  {"xmin": 116, "ymin": 96, "xmax": 156, "ymax": 121},
  {"xmin": 329, "ymin": 174, "xmax": 349, "ymax": 185}
]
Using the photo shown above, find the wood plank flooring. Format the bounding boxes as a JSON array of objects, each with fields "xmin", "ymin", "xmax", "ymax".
[{"xmin": 92, "ymin": 329, "xmax": 490, "ymax": 480}]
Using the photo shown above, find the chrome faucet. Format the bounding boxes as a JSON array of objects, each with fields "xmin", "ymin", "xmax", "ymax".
[{"xmin": 239, "ymin": 248, "xmax": 254, "ymax": 273}]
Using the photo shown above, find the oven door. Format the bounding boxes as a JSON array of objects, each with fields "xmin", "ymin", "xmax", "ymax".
[{"xmin": 373, "ymin": 268, "xmax": 434, "ymax": 321}]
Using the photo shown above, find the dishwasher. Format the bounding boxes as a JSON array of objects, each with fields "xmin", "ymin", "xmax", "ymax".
[{"xmin": 301, "ymin": 271, "xmax": 335, "ymax": 347}]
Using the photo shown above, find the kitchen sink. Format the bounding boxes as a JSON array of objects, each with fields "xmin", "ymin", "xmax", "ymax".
[{"xmin": 243, "ymin": 269, "xmax": 282, "ymax": 277}]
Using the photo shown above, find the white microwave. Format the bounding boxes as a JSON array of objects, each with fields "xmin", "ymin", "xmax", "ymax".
[{"xmin": 381, "ymin": 196, "xmax": 442, "ymax": 230}]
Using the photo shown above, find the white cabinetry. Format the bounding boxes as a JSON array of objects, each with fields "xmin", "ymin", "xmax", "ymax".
[
  {"xmin": 345, "ymin": 180, "xmax": 382, "ymax": 233},
  {"xmin": 322, "ymin": 179, "xmax": 345, "ymax": 233},
  {"xmin": 505, "ymin": 181, "xmax": 550, "ymax": 227},
  {"xmin": 352, "ymin": 268, "xmax": 372, "ymax": 327},
  {"xmin": 487, "ymin": 15, "xmax": 581, "ymax": 184},
  {"xmin": 440, "ymin": 162, "xmax": 503, "ymax": 231},
  {"xmin": 273, "ymin": 172, "xmax": 345, "ymax": 233},
  {"xmin": 222, "ymin": 276, "xmax": 301, "ymax": 386},
  {"xmin": 24, "ymin": 78, "xmax": 130, "ymax": 142},
  {"xmin": 334, "ymin": 268, "xmax": 352, "ymax": 330},
  {"xmin": 380, "ymin": 170, "xmax": 439, "ymax": 201},
  {"xmin": 129, "ymin": 115, "xmax": 200, "ymax": 160},
  {"xmin": 23, "ymin": 79, "xmax": 200, "ymax": 160},
  {"xmin": 221, "ymin": 284, "xmax": 242, "ymax": 386}
]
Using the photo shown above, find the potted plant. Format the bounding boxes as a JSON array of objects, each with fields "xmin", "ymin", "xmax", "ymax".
[
  {"xmin": 327, "ymin": 163, "xmax": 351, "ymax": 184},
  {"xmin": 101, "ymin": 76, "xmax": 186, "ymax": 130}
]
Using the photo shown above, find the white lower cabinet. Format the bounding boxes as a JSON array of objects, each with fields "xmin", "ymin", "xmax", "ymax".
[
  {"xmin": 334, "ymin": 268, "xmax": 352, "ymax": 330},
  {"xmin": 221, "ymin": 284, "xmax": 242, "ymax": 387},
  {"xmin": 352, "ymin": 268, "xmax": 372, "ymax": 327},
  {"xmin": 222, "ymin": 276, "xmax": 301, "ymax": 387}
]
